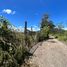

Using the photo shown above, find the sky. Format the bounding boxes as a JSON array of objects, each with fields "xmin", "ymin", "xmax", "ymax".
[{"xmin": 0, "ymin": 0, "xmax": 67, "ymax": 31}]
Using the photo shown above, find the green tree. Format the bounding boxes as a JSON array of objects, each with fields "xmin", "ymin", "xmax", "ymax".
[
  {"xmin": 37, "ymin": 14, "xmax": 55, "ymax": 41},
  {"xmin": 40, "ymin": 14, "xmax": 55, "ymax": 30}
]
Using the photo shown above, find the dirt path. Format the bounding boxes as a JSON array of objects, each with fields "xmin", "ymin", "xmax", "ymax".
[{"xmin": 29, "ymin": 38, "xmax": 67, "ymax": 67}]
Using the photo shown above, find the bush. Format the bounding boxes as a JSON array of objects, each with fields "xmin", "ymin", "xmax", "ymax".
[
  {"xmin": 37, "ymin": 26, "xmax": 49, "ymax": 42},
  {"xmin": 0, "ymin": 16, "xmax": 37, "ymax": 67},
  {"xmin": 52, "ymin": 30, "xmax": 67, "ymax": 43},
  {"xmin": 14, "ymin": 45, "xmax": 27, "ymax": 64}
]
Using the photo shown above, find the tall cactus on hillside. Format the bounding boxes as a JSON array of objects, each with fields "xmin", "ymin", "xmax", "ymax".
[{"xmin": 24, "ymin": 21, "xmax": 28, "ymax": 46}]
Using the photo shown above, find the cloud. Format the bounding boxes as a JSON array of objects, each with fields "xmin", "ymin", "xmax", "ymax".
[
  {"xmin": 63, "ymin": 27, "xmax": 67, "ymax": 30},
  {"xmin": 32, "ymin": 27, "xmax": 40, "ymax": 31},
  {"xmin": 2, "ymin": 9, "xmax": 16, "ymax": 15},
  {"xmin": 8, "ymin": 25, "xmax": 40, "ymax": 32},
  {"xmin": 27, "ymin": 25, "xmax": 40, "ymax": 31},
  {"xmin": 8, "ymin": 25, "xmax": 24, "ymax": 32}
]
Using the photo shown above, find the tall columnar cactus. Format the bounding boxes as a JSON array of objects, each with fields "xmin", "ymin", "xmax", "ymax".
[{"xmin": 24, "ymin": 21, "xmax": 27, "ymax": 46}]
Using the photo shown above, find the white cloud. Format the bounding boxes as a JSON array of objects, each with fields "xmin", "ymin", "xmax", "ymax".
[
  {"xmin": 2, "ymin": 9, "xmax": 16, "ymax": 15},
  {"xmin": 9, "ymin": 25, "xmax": 24, "ymax": 32},
  {"xmin": 63, "ymin": 27, "xmax": 67, "ymax": 30},
  {"xmin": 27, "ymin": 26, "xmax": 40, "ymax": 31},
  {"xmin": 33, "ymin": 27, "xmax": 40, "ymax": 31},
  {"xmin": 8, "ymin": 25, "xmax": 40, "ymax": 32}
]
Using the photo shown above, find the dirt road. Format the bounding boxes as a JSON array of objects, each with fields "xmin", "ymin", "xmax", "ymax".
[{"xmin": 29, "ymin": 38, "xmax": 67, "ymax": 67}]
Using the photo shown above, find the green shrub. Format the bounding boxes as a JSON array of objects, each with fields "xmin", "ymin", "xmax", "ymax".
[
  {"xmin": 53, "ymin": 30, "xmax": 67, "ymax": 43},
  {"xmin": 58, "ymin": 35, "xmax": 67, "ymax": 41},
  {"xmin": 37, "ymin": 26, "xmax": 49, "ymax": 41},
  {"xmin": 14, "ymin": 45, "xmax": 27, "ymax": 64}
]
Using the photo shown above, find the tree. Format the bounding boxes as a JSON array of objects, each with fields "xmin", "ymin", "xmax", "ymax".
[
  {"xmin": 40, "ymin": 14, "xmax": 55, "ymax": 30},
  {"xmin": 40, "ymin": 14, "xmax": 49, "ymax": 29},
  {"xmin": 38, "ymin": 14, "xmax": 55, "ymax": 41}
]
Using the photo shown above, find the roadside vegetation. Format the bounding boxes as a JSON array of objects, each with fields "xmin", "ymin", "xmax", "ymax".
[
  {"xmin": 51, "ymin": 28, "xmax": 67, "ymax": 43},
  {"xmin": 0, "ymin": 14, "xmax": 67, "ymax": 67},
  {"xmin": 0, "ymin": 16, "xmax": 37, "ymax": 67}
]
